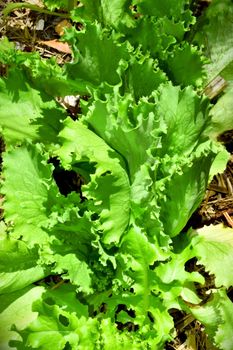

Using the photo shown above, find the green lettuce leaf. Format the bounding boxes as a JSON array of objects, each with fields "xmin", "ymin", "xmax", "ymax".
[
  {"xmin": 64, "ymin": 23, "xmax": 129, "ymax": 90},
  {"xmin": 14, "ymin": 286, "xmax": 152, "ymax": 350},
  {"xmin": 155, "ymin": 84, "xmax": 210, "ymax": 156},
  {"xmin": 1, "ymin": 145, "xmax": 58, "ymax": 245},
  {"xmin": 165, "ymin": 43, "xmax": 205, "ymax": 87},
  {"xmin": 52, "ymin": 254, "xmax": 92, "ymax": 294},
  {"xmin": 191, "ymin": 289, "xmax": 233, "ymax": 350},
  {"xmin": 63, "ymin": 23, "xmax": 168, "ymax": 98},
  {"xmin": 124, "ymin": 16, "xmax": 189, "ymax": 60},
  {"xmin": 0, "ymin": 286, "xmax": 44, "ymax": 350},
  {"xmin": 1, "ymin": 145, "xmax": 95, "ymax": 293},
  {"xmin": 84, "ymin": 84, "xmax": 220, "ymax": 237},
  {"xmin": 155, "ymin": 238, "xmax": 204, "ymax": 306},
  {"xmin": 193, "ymin": 0, "xmax": 233, "ymax": 82},
  {"xmin": 134, "ymin": 0, "xmax": 190, "ymax": 20},
  {"xmin": 85, "ymin": 84, "xmax": 212, "ymax": 171},
  {"xmin": 122, "ymin": 52, "xmax": 167, "ymax": 100},
  {"xmin": 0, "ymin": 238, "xmax": 46, "ymax": 294},
  {"xmin": 0, "ymin": 38, "xmax": 88, "ymax": 98},
  {"xmin": 84, "ymin": 225, "xmax": 175, "ymax": 348},
  {"xmin": 191, "ymin": 224, "xmax": 233, "ymax": 288},
  {"xmin": 71, "ymin": 0, "xmax": 135, "ymax": 30},
  {"xmin": 0, "ymin": 67, "xmax": 66, "ymax": 145},
  {"xmin": 41, "ymin": 284, "xmax": 88, "ymax": 316},
  {"xmin": 43, "ymin": 0, "xmax": 75, "ymax": 11},
  {"xmin": 158, "ymin": 150, "xmax": 216, "ymax": 237},
  {"xmin": 15, "ymin": 301, "xmax": 85, "ymax": 349},
  {"xmin": 84, "ymin": 92, "xmax": 159, "ymax": 178},
  {"xmin": 209, "ymin": 149, "xmax": 231, "ymax": 183},
  {"xmin": 209, "ymin": 82, "xmax": 233, "ymax": 138},
  {"xmin": 118, "ymin": 226, "xmax": 175, "ymax": 346},
  {"xmin": 56, "ymin": 118, "xmax": 131, "ymax": 245}
]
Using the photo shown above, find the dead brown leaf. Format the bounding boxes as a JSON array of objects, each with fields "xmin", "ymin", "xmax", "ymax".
[{"xmin": 39, "ymin": 39, "xmax": 72, "ymax": 54}]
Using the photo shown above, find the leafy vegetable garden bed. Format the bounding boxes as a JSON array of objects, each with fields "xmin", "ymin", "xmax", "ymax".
[{"xmin": 0, "ymin": 0, "xmax": 233, "ymax": 349}]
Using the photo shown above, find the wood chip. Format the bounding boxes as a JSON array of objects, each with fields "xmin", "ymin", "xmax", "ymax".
[
  {"xmin": 55, "ymin": 19, "xmax": 72, "ymax": 36},
  {"xmin": 35, "ymin": 19, "xmax": 44, "ymax": 31}
]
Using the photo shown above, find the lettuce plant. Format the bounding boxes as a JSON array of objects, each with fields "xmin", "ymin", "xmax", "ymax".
[{"xmin": 0, "ymin": 0, "xmax": 233, "ymax": 349}]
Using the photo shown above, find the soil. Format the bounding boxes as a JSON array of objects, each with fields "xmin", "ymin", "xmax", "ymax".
[{"xmin": 0, "ymin": 1, "xmax": 232, "ymax": 350}]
